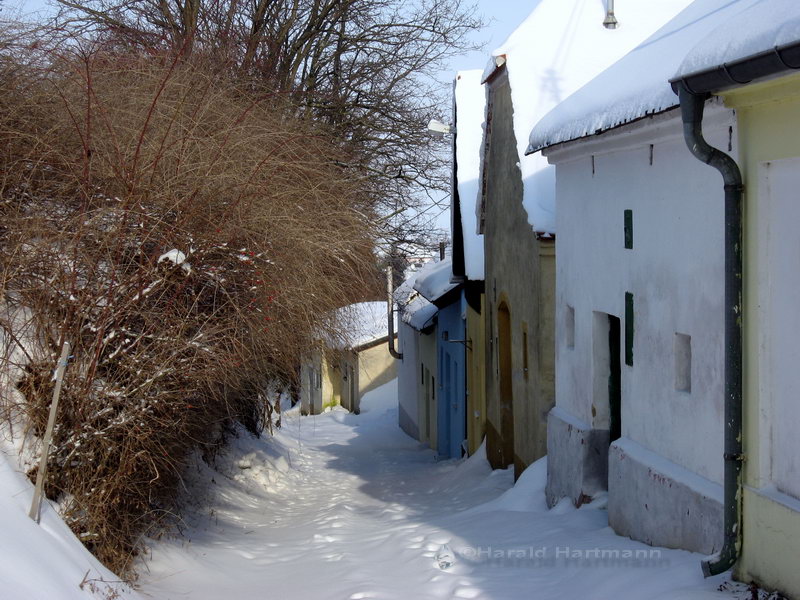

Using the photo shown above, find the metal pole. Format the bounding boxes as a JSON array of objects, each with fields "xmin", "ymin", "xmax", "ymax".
[{"xmin": 387, "ymin": 266, "xmax": 402, "ymax": 360}]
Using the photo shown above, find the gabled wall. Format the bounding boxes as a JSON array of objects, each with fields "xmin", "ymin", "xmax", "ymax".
[{"xmin": 483, "ymin": 68, "xmax": 555, "ymax": 478}]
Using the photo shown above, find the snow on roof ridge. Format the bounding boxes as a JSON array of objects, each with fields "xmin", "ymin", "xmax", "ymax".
[
  {"xmin": 402, "ymin": 295, "xmax": 438, "ymax": 331},
  {"xmin": 454, "ymin": 70, "xmax": 486, "ymax": 282},
  {"xmin": 412, "ymin": 256, "xmax": 457, "ymax": 303},
  {"xmin": 528, "ymin": 0, "xmax": 775, "ymax": 154},
  {"xmin": 485, "ymin": 0, "xmax": 693, "ymax": 234},
  {"xmin": 675, "ymin": 0, "xmax": 800, "ymax": 80},
  {"xmin": 334, "ymin": 301, "xmax": 391, "ymax": 350}
]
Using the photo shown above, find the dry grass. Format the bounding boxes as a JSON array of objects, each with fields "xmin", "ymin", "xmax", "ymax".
[{"xmin": 0, "ymin": 41, "xmax": 381, "ymax": 576}]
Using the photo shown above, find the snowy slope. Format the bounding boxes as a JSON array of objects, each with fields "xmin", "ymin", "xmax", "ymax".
[
  {"xmin": 0, "ymin": 450, "xmax": 139, "ymax": 600},
  {"xmin": 139, "ymin": 379, "xmax": 749, "ymax": 600},
  {"xmin": 487, "ymin": 0, "xmax": 694, "ymax": 234},
  {"xmin": 0, "ymin": 313, "xmax": 138, "ymax": 600}
]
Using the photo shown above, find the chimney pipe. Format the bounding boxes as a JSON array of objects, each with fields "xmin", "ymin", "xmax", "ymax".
[{"xmin": 387, "ymin": 265, "xmax": 402, "ymax": 360}]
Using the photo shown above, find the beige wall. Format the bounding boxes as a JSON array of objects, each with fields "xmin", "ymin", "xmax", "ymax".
[
  {"xmin": 357, "ymin": 340, "xmax": 397, "ymax": 403},
  {"xmin": 723, "ymin": 72, "xmax": 800, "ymax": 599},
  {"xmin": 466, "ymin": 294, "xmax": 486, "ymax": 455},
  {"xmin": 483, "ymin": 68, "xmax": 556, "ymax": 477},
  {"xmin": 301, "ymin": 349, "xmax": 331, "ymax": 415},
  {"xmin": 418, "ymin": 330, "xmax": 438, "ymax": 449}
]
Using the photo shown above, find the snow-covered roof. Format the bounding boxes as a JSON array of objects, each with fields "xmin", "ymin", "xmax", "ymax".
[
  {"xmin": 486, "ymin": 0, "xmax": 693, "ymax": 234},
  {"xmin": 412, "ymin": 257, "xmax": 458, "ymax": 303},
  {"xmin": 402, "ymin": 295, "xmax": 438, "ymax": 331},
  {"xmin": 336, "ymin": 301, "xmax": 391, "ymax": 350},
  {"xmin": 394, "ymin": 260, "xmax": 438, "ymax": 332},
  {"xmin": 454, "ymin": 70, "xmax": 486, "ymax": 281},
  {"xmin": 676, "ymin": 0, "xmax": 800, "ymax": 80},
  {"xmin": 528, "ymin": 0, "xmax": 764, "ymax": 153}
]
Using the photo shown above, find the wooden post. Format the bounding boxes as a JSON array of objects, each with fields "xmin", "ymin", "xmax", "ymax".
[{"xmin": 29, "ymin": 341, "xmax": 71, "ymax": 523}]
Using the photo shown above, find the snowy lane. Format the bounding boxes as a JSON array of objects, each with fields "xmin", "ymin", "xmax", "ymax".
[{"xmin": 139, "ymin": 380, "xmax": 742, "ymax": 600}]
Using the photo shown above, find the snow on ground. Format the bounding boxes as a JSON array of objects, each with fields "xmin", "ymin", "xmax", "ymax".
[
  {"xmin": 0, "ymin": 436, "xmax": 141, "ymax": 600},
  {"xmin": 139, "ymin": 379, "xmax": 750, "ymax": 600},
  {"xmin": 0, "ymin": 309, "xmax": 138, "ymax": 600}
]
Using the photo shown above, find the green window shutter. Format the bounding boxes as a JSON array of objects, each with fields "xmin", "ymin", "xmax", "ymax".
[
  {"xmin": 625, "ymin": 292, "xmax": 634, "ymax": 366},
  {"xmin": 624, "ymin": 209, "xmax": 633, "ymax": 249}
]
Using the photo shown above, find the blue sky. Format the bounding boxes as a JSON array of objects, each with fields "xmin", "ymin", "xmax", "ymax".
[{"xmin": 448, "ymin": 1, "xmax": 535, "ymax": 75}]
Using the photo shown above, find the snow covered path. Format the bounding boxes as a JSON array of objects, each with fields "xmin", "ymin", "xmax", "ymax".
[{"xmin": 139, "ymin": 380, "xmax": 745, "ymax": 600}]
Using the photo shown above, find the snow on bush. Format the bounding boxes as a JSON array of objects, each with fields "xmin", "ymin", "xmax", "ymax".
[{"xmin": 0, "ymin": 42, "xmax": 381, "ymax": 577}]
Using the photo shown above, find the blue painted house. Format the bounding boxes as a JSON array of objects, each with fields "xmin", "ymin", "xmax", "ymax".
[
  {"xmin": 413, "ymin": 257, "xmax": 466, "ymax": 459},
  {"xmin": 435, "ymin": 293, "xmax": 467, "ymax": 459}
]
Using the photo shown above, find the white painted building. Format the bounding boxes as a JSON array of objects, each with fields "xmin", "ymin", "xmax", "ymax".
[
  {"xmin": 528, "ymin": 0, "xmax": 755, "ymax": 555},
  {"xmin": 395, "ymin": 260, "xmax": 440, "ymax": 444}
]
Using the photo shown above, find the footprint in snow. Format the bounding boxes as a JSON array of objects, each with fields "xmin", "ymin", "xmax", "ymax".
[
  {"xmin": 453, "ymin": 587, "xmax": 482, "ymax": 599},
  {"xmin": 313, "ymin": 533, "xmax": 341, "ymax": 543}
]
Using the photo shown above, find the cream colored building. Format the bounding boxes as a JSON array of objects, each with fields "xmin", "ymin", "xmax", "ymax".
[{"xmin": 301, "ymin": 302, "xmax": 397, "ymax": 415}]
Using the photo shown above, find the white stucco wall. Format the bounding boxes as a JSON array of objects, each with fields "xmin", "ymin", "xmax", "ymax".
[
  {"xmin": 397, "ymin": 321, "xmax": 421, "ymax": 439},
  {"xmin": 548, "ymin": 106, "xmax": 735, "ymax": 485},
  {"xmin": 300, "ymin": 352, "xmax": 324, "ymax": 415}
]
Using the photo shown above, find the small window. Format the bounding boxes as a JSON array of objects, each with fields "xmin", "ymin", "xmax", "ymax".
[
  {"xmin": 675, "ymin": 333, "xmax": 692, "ymax": 392},
  {"xmin": 566, "ymin": 305, "xmax": 575, "ymax": 349}
]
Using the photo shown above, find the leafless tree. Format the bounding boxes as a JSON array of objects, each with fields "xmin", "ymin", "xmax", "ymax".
[{"xmin": 53, "ymin": 0, "xmax": 484, "ymax": 252}]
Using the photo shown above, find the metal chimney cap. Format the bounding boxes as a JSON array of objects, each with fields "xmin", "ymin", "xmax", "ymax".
[{"xmin": 603, "ymin": 11, "xmax": 619, "ymax": 29}]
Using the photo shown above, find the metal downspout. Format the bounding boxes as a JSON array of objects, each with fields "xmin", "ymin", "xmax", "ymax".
[
  {"xmin": 677, "ymin": 84, "xmax": 743, "ymax": 577},
  {"xmin": 387, "ymin": 266, "xmax": 402, "ymax": 360}
]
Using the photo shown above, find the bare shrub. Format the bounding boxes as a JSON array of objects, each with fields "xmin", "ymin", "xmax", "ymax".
[{"xmin": 0, "ymin": 42, "xmax": 381, "ymax": 576}]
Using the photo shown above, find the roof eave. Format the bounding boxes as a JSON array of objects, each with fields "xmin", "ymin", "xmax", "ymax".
[
  {"xmin": 669, "ymin": 40, "xmax": 800, "ymax": 96},
  {"xmin": 528, "ymin": 104, "xmax": 680, "ymax": 156}
]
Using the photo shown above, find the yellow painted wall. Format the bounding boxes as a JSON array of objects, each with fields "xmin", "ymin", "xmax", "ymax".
[
  {"xmin": 466, "ymin": 294, "xmax": 486, "ymax": 455},
  {"xmin": 723, "ymin": 72, "xmax": 800, "ymax": 598},
  {"xmin": 321, "ymin": 352, "xmax": 339, "ymax": 411},
  {"xmin": 357, "ymin": 341, "xmax": 397, "ymax": 398},
  {"xmin": 418, "ymin": 330, "xmax": 438, "ymax": 449}
]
